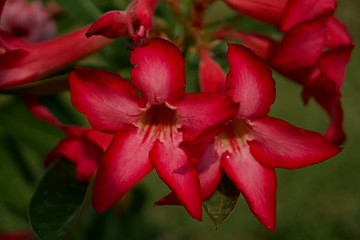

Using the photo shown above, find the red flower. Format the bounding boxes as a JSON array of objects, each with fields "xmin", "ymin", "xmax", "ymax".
[
  {"xmin": 69, "ymin": 38, "xmax": 238, "ymax": 220},
  {"xmin": 25, "ymin": 97, "xmax": 113, "ymax": 182},
  {"xmin": 218, "ymin": 0, "xmax": 353, "ymax": 144},
  {"xmin": 157, "ymin": 44, "xmax": 341, "ymax": 230}
]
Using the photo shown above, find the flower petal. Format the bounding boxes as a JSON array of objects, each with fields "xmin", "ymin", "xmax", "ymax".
[
  {"xmin": 134, "ymin": 0, "xmax": 158, "ymax": 30},
  {"xmin": 150, "ymin": 140, "xmax": 202, "ymax": 220},
  {"xmin": 280, "ymin": 0, "xmax": 336, "ymax": 31},
  {"xmin": 198, "ymin": 49, "xmax": 226, "ymax": 93},
  {"xmin": 86, "ymin": 11, "xmax": 129, "ymax": 39},
  {"xmin": 197, "ymin": 139, "xmax": 223, "ymax": 199},
  {"xmin": 314, "ymin": 94, "xmax": 345, "ymax": 144},
  {"xmin": 23, "ymin": 96, "xmax": 62, "ymax": 128},
  {"xmin": 92, "ymin": 127, "xmax": 154, "ymax": 213},
  {"xmin": 45, "ymin": 136, "xmax": 102, "ymax": 182},
  {"xmin": 226, "ymin": 44, "xmax": 275, "ymax": 119},
  {"xmin": 130, "ymin": 38, "xmax": 186, "ymax": 104},
  {"xmin": 326, "ymin": 17, "xmax": 353, "ymax": 48},
  {"xmin": 272, "ymin": 19, "xmax": 327, "ymax": 71},
  {"xmin": 175, "ymin": 93, "xmax": 238, "ymax": 138},
  {"xmin": 249, "ymin": 117, "xmax": 341, "ymax": 169},
  {"xmin": 84, "ymin": 129, "xmax": 113, "ymax": 151},
  {"xmin": 227, "ymin": 32, "xmax": 279, "ymax": 62},
  {"xmin": 155, "ymin": 139, "xmax": 223, "ymax": 206},
  {"xmin": 69, "ymin": 68, "xmax": 146, "ymax": 132},
  {"xmin": 318, "ymin": 46, "xmax": 353, "ymax": 91},
  {"xmin": 224, "ymin": 0, "xmax": 286, "ymax": 25},
  {"xmin": 221, "ymin": 146, "xmax": 277, "ymax": 231}
]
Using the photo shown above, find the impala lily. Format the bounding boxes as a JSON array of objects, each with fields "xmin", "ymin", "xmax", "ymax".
[
  {"xmin": 25, "ymin": 97, "xmax": 113, "ymax": 182},
  {"xmin": 69, "ymin": 38, "xmax": 238, "ymax": 220},
  {"xmin": 217, "ymin": 0, "xmax": 353, "ymax": 144},
  {"xmin": 157, "ymin": 44, "xmax": 341, "ymax": 230}
]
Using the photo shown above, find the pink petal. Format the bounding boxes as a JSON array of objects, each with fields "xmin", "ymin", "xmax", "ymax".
[
  {"xmin": 23, "ymin": 96, "xmax": 62, "ymax": 128},
  {"xmin": 69, "ymin": 68, "xmax": 146, "ymax": 132},
  {"xmin": 222, "ymin": 146, "xmax": 277, "ymax": 231},
  {"xmin": 0, "ymin": 0, "xmax": 6, "ymax": 16},
  {"xmin": 45, "ymin": 138, "xmax": 78, "ymax": 166},
  {"xmin": 155, "ymin": 139, "xmax": 223, "ymax": 205},
  {"xmin": 93, "ymin": 127, "xmax": 154, "ymax": 213},
  {"xmin": 228, "ymin": 32, "xmax": 279, "ymax": 62},
  {"xmin": 130, "ymin": 38, "xmax": 186, "ymax": 104},
  {"xmin": 45, "ymin": 136, "xmax": 101, "ymax": 182},
  {"xmin": 154, "ymin": 192, "xmax": 181, "ymax": 206},
  {"xmin": 198, "ymin": 49, "xmax": 226, "ymax": 93},
  {"xmin": 272, "ymin": 19, "xmax": 327, "ymax": 71},
  {"xmin": 280, "ymin": 0, "xmax": 336, "ymax": 31},
  {"xmin": 150, "ymin": 140, "xmax": 202, "ymax": 220},
  {"xmin": 318, "ymin": 46, "xmax": 353, "ymax": 91},
  {"xmin": 326, "ymin": 17, "xmax": 353, "ymax": 48},
  {"xmin": 86, "ymin": 11, "xmax": 129, "ymax": 39},
  {"xmin": 249, "ymin": 117, "xmax": 341, "ymax": 169},
  {"xmin": 226, "ymin": 44, "xmax": 275, "ymax": 119},
  {"xmin": 84, "ymin": 129, "xmax": 113, "ymax": 151},
  {"xmin": 314, "ymin": 93, "xmax": 345, "ymax": 144},
  {"xmin": 197, "ymin": 139, "xmax": 223, "ymax": 199},
  {"xmin": 74, "ymin": 138, "xmax": 103, "ymax": 182},
  {"xmin": 175, "ymin": 93, "xmax": 238, "ymax": 138},
  {"xmin": 224, "ymin": 0, "xmax": 287, "ymax": 25}
]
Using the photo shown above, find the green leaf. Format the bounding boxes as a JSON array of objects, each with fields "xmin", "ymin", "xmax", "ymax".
[
  {"xmin": 55, "ymin": 0, "xmax": 102, "ymax": 24},
  {"xmin": 28, "ymin": 161, "xmax": 88, "ymax": 240},
  {"xmin": 203, "ymin": 175, "xmax": 240, "ymax": 229}
]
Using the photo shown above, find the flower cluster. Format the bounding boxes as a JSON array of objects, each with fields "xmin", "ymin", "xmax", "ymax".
[{"xmin": 0, "ymin": 0, "xmax": 353, "ymax": 235}]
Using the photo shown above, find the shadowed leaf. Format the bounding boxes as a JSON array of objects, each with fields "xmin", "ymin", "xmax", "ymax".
[
  {"xmin": 28, "ymin": 160, "xmax": 87, "ymax": 240},
  {"xmin": 203, "ymin": 175, "xmax": 240, "ymax": 229}
]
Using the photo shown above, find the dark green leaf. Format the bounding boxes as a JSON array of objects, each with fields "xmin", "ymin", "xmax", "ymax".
[
  {"xmin": 203, "ymin": 175, "xmax": 240, "ymax": 229},
  {"xmin": 28, "ymin": 161, "xmax": 87, "ymax": 240}
]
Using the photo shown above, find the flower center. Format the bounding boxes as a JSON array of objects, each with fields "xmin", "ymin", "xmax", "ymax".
[
  {"xmin": 136, "ymin": 103, "xmax": 180, "ymax": 143},
  {"xmin": 215, "ymin": 119, "xmax": 252, "ymax": 154}
]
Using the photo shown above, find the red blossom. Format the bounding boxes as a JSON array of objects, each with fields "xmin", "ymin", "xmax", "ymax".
[
  {"xmin": 157, "ymin": 44, "xmax": 341, "ymax": 230},
  {"xmin": 217, "ymin": 0, "xmax": 353, "ymax": 144},
  {"xmin": 69, "ymin": 38, "xmax": 238, "ymax": 220}
]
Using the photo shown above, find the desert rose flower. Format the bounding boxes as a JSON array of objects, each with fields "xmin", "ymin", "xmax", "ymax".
[
  {"xmin": 217, "ymin": 0, "xmax": 353, "ymax": 144},
  {"xmin": 69, "ymin": 38, "xmax": 238, "ymax": 220},
  {"xmin": 157, "ymin": 44, "xmax": 341, "ymax": 230}
]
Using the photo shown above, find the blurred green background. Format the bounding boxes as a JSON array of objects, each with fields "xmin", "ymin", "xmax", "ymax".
[{"xmin": 1, "ymin": 0, "xmax": 360, "ymax": 239}]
